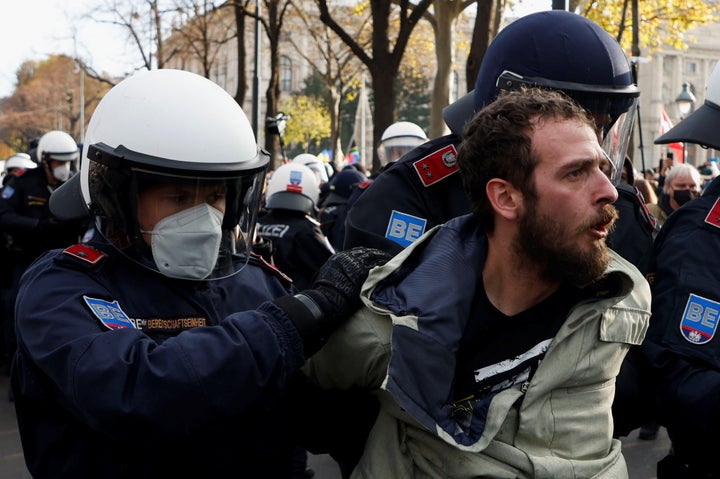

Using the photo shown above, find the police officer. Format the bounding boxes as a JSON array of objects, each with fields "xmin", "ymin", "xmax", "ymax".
[
  {"xmin": 375, "ymin": 121, "xmax": 428, "ymax": 172},
  {"xmin": 320, "ymin": 168, "xmax": 367, "ymax": 251},
  {"xmin": 0, "ymin": 131, "xmax": 83, "ymax": 259},
  {"xmin": 641, "ymin": 61, "xmax": 720, "ymax": 479},
  {"xmin": 10, "ymin": 69, "xmax": 389, "ymax": 478},
  {"xmin": 1, "ymin": 152, "xmax": 37, "ymax": 186},
  {"xmin": 258, "ymin": 162, "xmax": 334, "ymax": 290},
  {"xmin": 0, "ymin": 131, "xmax": 87, "ymax": 369},
  {"xmin": 343, "ymin": 10, "xmax": 657, "ymax": 436}
]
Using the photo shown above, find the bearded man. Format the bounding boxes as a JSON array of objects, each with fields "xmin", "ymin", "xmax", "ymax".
[{"xmin": 300, "ymin": 88, "xmax": 651, "ymax": 478}]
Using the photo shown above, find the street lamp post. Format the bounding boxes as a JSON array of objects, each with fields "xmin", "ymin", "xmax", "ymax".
[{"xmin": 675, "ymin": 82, "xmax": 697, "ymax": 163}]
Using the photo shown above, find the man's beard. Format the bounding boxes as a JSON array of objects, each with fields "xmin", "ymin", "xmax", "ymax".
[{"xmin": 514, "ymin": 200, "xmax": 618, "ymax": 285}]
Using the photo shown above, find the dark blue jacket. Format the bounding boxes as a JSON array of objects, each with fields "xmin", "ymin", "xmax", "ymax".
[
  {"xmin": 641, "ymin": 176, "xmax": 720, "ymax": 475},
  {"xmin": 11, "ymin": 240, "xmax": 304, "ymax": 478},
  {"xmin": 0, "ymin": 168, "xmax": 85, "ymax": 262}
]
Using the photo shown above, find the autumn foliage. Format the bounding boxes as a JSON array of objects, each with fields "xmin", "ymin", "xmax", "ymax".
[{"xmin": 0, "ymin": 55, "xmax": 111, "ymax": 154}]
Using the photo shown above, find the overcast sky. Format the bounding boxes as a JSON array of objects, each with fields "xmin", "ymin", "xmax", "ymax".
[
  {"xmin": 0, "ymin": 0, "xmax": 137, "ymax": 98},
  {"xmin": 0, "ymin": 0, "xmax": 552, "ymax": 99}
]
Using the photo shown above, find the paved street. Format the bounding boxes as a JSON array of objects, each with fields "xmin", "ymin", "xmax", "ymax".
[{"xmin": 0, "ymin": 372, "xmax": 669, "ymax": 478}]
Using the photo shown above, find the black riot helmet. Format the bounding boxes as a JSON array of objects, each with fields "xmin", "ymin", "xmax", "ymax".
[{"xmin": 443, "ymin": 11, "xmax": 640, "ymax": 185}]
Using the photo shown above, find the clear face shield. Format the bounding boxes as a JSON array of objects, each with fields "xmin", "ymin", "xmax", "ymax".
[
  {"xmin": 376, "ymin": 137, "xmax": 427, "ymax": 166},
  {"xmin": 87, "ymin": 143, "xmax": 267, "ymax": 281},
  {"xmin": 597, "ymin": 100, "xmax": 637, "ymax": 186}
]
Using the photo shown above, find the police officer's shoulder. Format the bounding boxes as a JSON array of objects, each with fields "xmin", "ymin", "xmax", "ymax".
[
  {"xmin": 56, "ymin": 243, "xmax": 108, "ymax": 269},
  {"xmin": 393, "ymin": 134, "xmax": 461, "ymax": 188},
  {"xmin": 616, "ymin": 182, "xmax": 658, "ymax": 234},
  {"xmin": 248, "ymin": 253, "xmax": 293, "ymax": 287}
]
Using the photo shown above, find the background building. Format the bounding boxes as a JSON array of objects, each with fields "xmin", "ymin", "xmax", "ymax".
[{"xmin": 635, "ymin": 21, "xmax": 720, "ymax": 170}]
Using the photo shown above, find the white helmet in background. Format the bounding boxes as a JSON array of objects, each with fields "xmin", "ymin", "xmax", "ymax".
[
  {"xmin": 377, "ymin": 121, "xmax": 428, "ymax": 165},
  {"xmin": 49, "ymin": 69, "xmax": 269, "ymax": 281},
  {"xmin": 37, "ymin": 131, "xmax": 79, "ymax": 163},
  {"xmin": 265, "ymin": 163, "xmax": 320, "ymax": 213},
  {"xmin": 37, "ymin": 130, "xmax": 79, "ymax": 182},
  {"xmin": 4, "ymin": 153, "xmax": 37, "ymax": 173},
  {"xmin": 292, "ymin": 153, "xmax": 329, "ymax": 185}
]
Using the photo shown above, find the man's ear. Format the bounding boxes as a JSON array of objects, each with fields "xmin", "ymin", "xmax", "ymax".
[{"xmin": 486, "ymin": 178, "xmax": 522, "ymax": 221}]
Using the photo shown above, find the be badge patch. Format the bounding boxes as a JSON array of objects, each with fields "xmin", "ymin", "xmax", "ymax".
[
  {"xmin": 385, "ymin": 210, "xmax": 427, "ymax": 247},
  {"xmin": 680, "ymin": 293, "xmax": 720, "ymax": 344},
  {"xmin": 83, "ymin": 296, "xmax": 136, "ymax": 330}
]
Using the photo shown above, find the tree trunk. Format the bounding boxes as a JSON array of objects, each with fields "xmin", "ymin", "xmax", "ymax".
[
  {"xmin": 466, "ymin": 0, "xmax": 498, "ymax": 92},
  {"xmin": 370, "ymin": 66, "xmax": 397, "ymax": 173},
  {"xmin": 429, "ymin": 0, "xmax": 462, "ymax": 138},
  {"xmin": 232, "ymin": 1, "xmax": 248, "ymax": 106}
]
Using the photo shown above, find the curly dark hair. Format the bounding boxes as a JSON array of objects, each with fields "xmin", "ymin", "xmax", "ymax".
[{"xmin": 457, "ymin": 87, "xmax": 595, "ymax": 233}]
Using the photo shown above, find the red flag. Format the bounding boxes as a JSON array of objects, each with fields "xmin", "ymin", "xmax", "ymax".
[{"xmin": 659, "ymin": 106, "xmax": 685, "ymax": 163}]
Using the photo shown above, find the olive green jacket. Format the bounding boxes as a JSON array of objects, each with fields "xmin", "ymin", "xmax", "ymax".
[{"xmin": 304, "ymin": 217, "xmax": 651, "ymax": 478}]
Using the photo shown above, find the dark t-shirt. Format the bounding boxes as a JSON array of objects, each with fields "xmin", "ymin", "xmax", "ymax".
[{"xmin": 453, "ymin": 282, "xmax": 584, "ymax": 402}]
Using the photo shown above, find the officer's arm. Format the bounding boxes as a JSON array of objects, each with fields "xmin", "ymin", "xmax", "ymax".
[{"xmin": 0, "ymin": 184, "xmax": 41, "ymax": 232}]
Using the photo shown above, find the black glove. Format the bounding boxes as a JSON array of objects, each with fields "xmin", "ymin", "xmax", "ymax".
[{"xmin": 274, "ymin": 247, "xmax": 392, "ymax": 356}]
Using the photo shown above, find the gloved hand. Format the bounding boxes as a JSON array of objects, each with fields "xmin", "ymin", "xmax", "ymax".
[
  {"xmin": 274, "ymin": 247, "xmax": 392, "ymax": 356},
  {"xmin": 307, "ymin": 246, "xmax": 392, "ymax": 322}
]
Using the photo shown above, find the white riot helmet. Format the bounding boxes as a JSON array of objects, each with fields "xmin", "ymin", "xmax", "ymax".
[
  {"xmin": 292, "ymin": 153, "xmax": 329, "ymax": 185},
  {"xmin": 265, "ymin": 163, "xmax": 320, "ymax": 213},
  {"xmin": 4, "ymin": 153, "xmax": 37, "ymax": 173},
  {"xmin": 377, "ymin": 121, "xmax": 428, "ymax": 165},
  {"xmin": 50, "ymin": 69, "xmax": 269, "ymax": 281},
  {"xmin": 37, "ymin": 130, "xmax": 79, "ymax": 183}
]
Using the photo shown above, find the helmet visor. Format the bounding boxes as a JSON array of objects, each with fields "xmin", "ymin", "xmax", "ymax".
[
  {"xmin": 600, "ymin": 101, "xmax": 637, "ymax": 186},
  {"xmin": 88, "ymin": 144, "xmax": 267, "ymax": 281},
  {"xmin": 377, "ymin": 137, "xmax": 427, "ymax": 165}
]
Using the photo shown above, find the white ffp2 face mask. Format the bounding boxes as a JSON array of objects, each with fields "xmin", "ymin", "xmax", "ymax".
[
  {"xmin": 141, "ymin": 203, "xmax": 224, "ymax": 280},
  {"xmin": 52, "ymin": 162, "xmax": 71, "ymax": 182}
]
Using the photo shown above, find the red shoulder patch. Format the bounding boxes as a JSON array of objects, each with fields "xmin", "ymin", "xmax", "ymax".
[
  {"xmin": 412, "ymin": 144, "xmax": 459, "ymax": 187},
  {"xmin": 249, "ymin": 253, "xmax": 293, "ymax": 286},
  {"xmin": 704, "ymin": 198, "xmax": 720, "ymax": 229},
  {"xmin": 62, "ymin": 244, "xmax": 107, "ymax": 265},
  {"xmin": 358, "ymin": 179, "xmax": 373, "ymax": 190}
]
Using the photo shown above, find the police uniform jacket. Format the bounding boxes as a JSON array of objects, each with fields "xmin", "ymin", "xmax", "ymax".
[
  {"xmin": 257, "ymin": 208, "xmax": 334, "ymax": 290},
  {"xmin": 305, "ymin": 215, "xmax": 651, "ymax": 478},
  {"xmin": 641, "ymin": 176, "xmax": 720, "ymax": 475},
  {"xmin": 0, "ymin": 168, "xmax": 84, "ymax": 261},
  {"xmin": 11, "ymin": 239, "xmax": 305, "ymax": 478}
]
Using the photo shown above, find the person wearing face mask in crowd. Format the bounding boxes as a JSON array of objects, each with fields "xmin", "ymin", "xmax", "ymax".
[
  {"xmin": 647, "ymin": 163, "xmax": 701, "ymax": 227},
  {"xmin": 10, "ymin": 69, "xmax": 389, "ymax": 478},
  {"xmin": 0, "ymin": 131, "xmax": 88, "ymax": 375}
]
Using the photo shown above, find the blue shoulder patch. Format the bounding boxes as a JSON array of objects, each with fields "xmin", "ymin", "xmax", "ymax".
[
  {"xmin": 385, "ymin": 210, "xmax": 427, "ymax": 248},
  {"xmin": 680, "ymin": 293, "xmax": 720, "ymax": 344},
  {"xmin": 83, "ymin": 296, "xmax": 136, "ymax": 330},
  {"xmin": 1, "ymin": 185, "xmax": 15, "ymax": 199}
]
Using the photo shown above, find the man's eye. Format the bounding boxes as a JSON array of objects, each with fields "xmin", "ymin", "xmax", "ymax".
[{"xmin": 568, "ymin": 169, "xmax": 585, "ymax": 179}]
